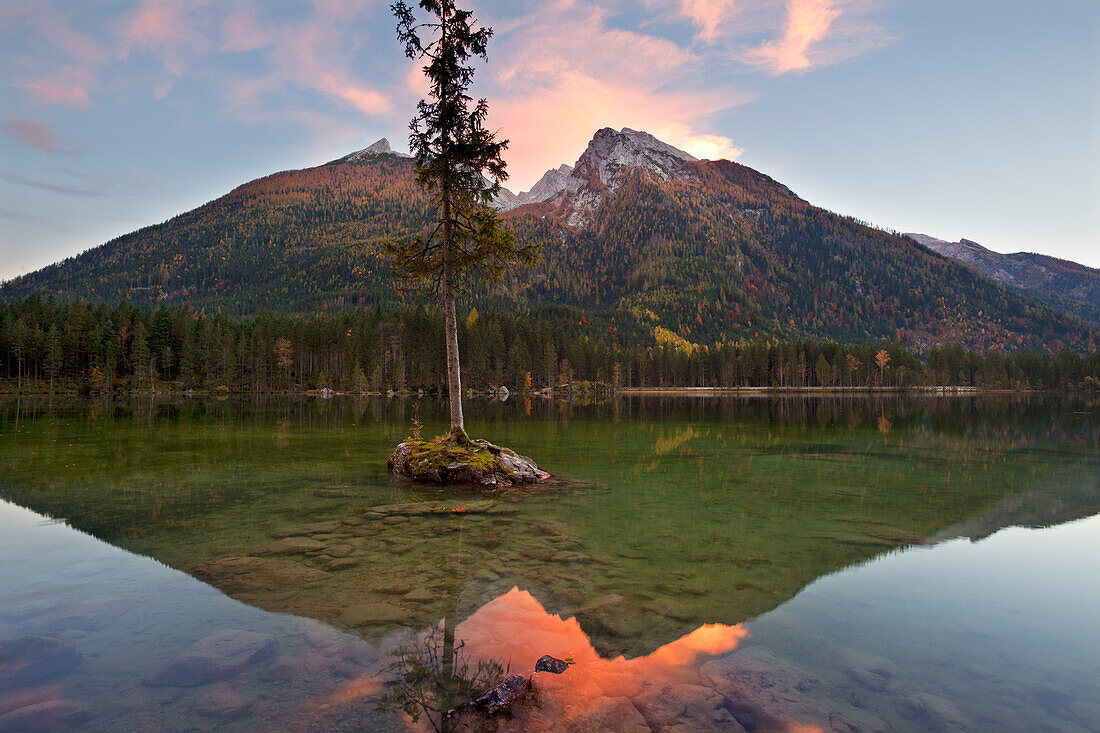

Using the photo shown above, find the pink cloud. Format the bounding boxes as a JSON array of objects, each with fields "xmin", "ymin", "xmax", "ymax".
[
  {"xmin": 1, "ymin": 2, "xmax": 107, "ymax": 64},
  {"xmin": 489, "ymin": 71, "xmax": 748, "ymax": 190},
  {"xmin": 16, "ymin": 66, "xmax": 94, "ymax": 107},
  {"xmin": 678, "ymin": 0, "xmax": 738, "ymax": 42},
  {"xmin": 747, "ymin": 0, "xmax": 841, "ymax": 73},
  {"xmin": 216, "ymin": 3, "xmax": 391, "ymax": 123},
  {"xmin": 480, "ymin": 1, "xmax": 749, "ymax": 190},
  {"xmin": 119, "ymin": 0, "xmax": 211, "ymax": 76},
  {"xmin": 1, "ymin": 118, "xmax": 70, "ymax": 154}
]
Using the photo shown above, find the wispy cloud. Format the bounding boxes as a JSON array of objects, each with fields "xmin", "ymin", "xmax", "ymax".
[
  {"xmin": 677, "ymin": 0, "xmax": 738, "ymax": 42},
  {"xmin": 15, "ymin": 66, "xmax": 95, "ymax": 107},
  {"xmin": 0, "ymin": 171, "xmax": 104, "ymax": 197},
  {"xmin": 216, "ymin": 2, "xmax": 392, "ymax": 124},
  {"xmin": 1, "ymin": 118, "xmax": 72, "ymax": 154},
  {"xmin": 745, "ymin": 0, "xmax": 889, "ymax": 74},
  {"xmin": 747, "ymin": 0, "xmax": 839, "ymax": 73},
  {"xmin": 119, "ymin": 0, "xmax": 211, "ymax": 76}
]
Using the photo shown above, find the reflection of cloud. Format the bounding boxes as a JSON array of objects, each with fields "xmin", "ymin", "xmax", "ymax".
[
  {"xmin": 456, "ymin": 588, "xmax": 747, "ymax": 726},
  {"xmin": 2, "ymin": 118, "xmax": 70, "ymax": 154}
]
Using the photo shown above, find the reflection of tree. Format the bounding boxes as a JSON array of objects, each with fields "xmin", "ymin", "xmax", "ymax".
[{"xmin": 379, "ymin": 623, "xmax": 507, "ymax": 732}]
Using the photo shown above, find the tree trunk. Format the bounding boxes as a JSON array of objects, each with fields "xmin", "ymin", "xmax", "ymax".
[{"xmin": 442, "ymin": 193, "xmax": 465, "ymax": 433}]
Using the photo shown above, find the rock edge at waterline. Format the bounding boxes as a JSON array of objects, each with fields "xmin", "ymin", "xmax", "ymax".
[{"xmin": 388, "ymin": 429, "xmax": 550, "ymax": 488}]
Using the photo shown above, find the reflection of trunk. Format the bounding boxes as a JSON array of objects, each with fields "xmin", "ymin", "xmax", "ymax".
[
  {"xmin": 442, "ymin": 608, "xmax": 456, "ymax": 680},
  {"xmin": 442, "ymin": 192, "xmax": 465, "ymax": 432}
]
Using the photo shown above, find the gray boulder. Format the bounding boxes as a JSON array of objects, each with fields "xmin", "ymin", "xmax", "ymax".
[{"xmin": 146, "ymin": 629, "xmax": 275, "ymax": 687}]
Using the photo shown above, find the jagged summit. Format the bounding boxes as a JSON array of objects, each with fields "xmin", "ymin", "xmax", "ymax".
[
  {"xmin": 549, "ymin": 127, "xmax": 699, "ymax": 227},
  {"xmin": 524, "ymin": 163, "xmax": 574, "ymax": 202},
  {"xmin": 574, "ymin": 127, "xmax": 696, "ymax": 188},
  {"xmin": 339, "ymin": 138, "xmax": 411, "ymax": 163},
  {"xmin": 494, "ymin": 127, "xmax": 698, "ymax": 220}
]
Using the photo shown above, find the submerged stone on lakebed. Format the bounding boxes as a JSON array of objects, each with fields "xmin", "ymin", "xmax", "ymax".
[{"xmin": 389, "ymin": 429, "xmax": 549, "ymax": 488}]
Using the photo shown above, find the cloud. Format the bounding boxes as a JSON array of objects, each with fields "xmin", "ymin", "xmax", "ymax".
[
  {"xmin": 216, "ymin": 3, "xmax": 392, "ymax": 123},
  {"xmin": 15, "ymin": 67, "xmax": 94, "ymax": 107},
  {"xmin": 678, "ymin": 0, "xmax": 738, "ymax": 42},
  {"xmin": 1, "ymin": 1, "xmax": 107, "ymax": 64},
  {"xmin": 481, "ymin": 1, "xmax": 750, "ymax": 189},
  {"xmin": 119, "ymin": 0, "xmax": 211, "ymax": 76},
  {"xmin": 0, "ymin": 171, "xmax": 103, "ymax": 197},
  {"xmin": 742, "ymin": 0, "xmax": 890, "ymax": 75},
  {"xmin": 747, "ymin": 0, "xmax": 841, "ymax": 73},
  {"xmin": 1, "ymin": 118, "xmax": 71, "ymax": 154}
]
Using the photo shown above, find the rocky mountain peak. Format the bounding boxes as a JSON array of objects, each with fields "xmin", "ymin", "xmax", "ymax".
[
  {"xmin": 340, "ymin": 138, "xmax": 411, "ymax": 163},
  {"xmin": 575, "ymin": 127, "xmax": 697, "ymax": 187},
  {"xmin": 549, "ymin": 127, "xmax": 697, "ymax": 227},
  {"xmin": 492, "ymin": 127, "xmax": 701, "ymax": 225}
]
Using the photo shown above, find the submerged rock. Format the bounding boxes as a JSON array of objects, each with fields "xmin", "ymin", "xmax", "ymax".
[
  {"xmin": 188, "ymin": 557, "xmax": 327, "ymax": 594},
  {"xmin": 196, "ymin": 683, "xmax": 255, "ymax": 717},
  {"xmin": 0, "ymin": 636, "xmax": 82, "ymax": 690},
  {"xmin": 389, "ymin": 429, "xmax": 549, "ymax": 488},
  {"xmin": 256, "ymin": 537, "xmax": 326, "ymax": 556},
  {"xmin": 0, "ymin": 699, "xmax": 92, "ymax": 731},
  {"xmin": 339, "ymin": 603, "xmax": 407, "ymax": 627},
  {"xmin": 146, "ymin": 629, "xmax": 275, "ymax": 687}
]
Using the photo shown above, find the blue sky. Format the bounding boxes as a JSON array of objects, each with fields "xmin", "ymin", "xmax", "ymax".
[{"xmin": 1, "ymin": 0, "xmax": 1097, "ymax": 281}]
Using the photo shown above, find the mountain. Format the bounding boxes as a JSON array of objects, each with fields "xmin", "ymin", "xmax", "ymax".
[
  {"xmin": 333, "ymin": 137, "xmax": 411, "ymax": 163},
  {"xmin": 1, "ymin": 130, "xmax": 1095, "ymax": 352},
  {"xmin": 907, "ymin": 233, "xmax": 1100, "ymax": 326},
  {"xmin": 495, "ymin": 164, "xmax": 574, "ymax": 210}
]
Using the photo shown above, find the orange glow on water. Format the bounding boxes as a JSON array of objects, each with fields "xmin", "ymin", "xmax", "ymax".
[{"xmin": 454, "ymin": 587, "xmax": 748, "ymax": 726}]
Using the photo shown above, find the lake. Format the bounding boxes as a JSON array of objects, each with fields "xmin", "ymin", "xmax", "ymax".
[{"xmin": 1, "ymin": 395, "xmax": 1098, "ymax": 732}]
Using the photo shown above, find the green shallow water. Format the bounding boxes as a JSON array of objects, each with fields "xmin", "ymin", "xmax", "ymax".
[{"xmin": 0, "ymin": 394, "xmax": 1098, "ymax": 731}]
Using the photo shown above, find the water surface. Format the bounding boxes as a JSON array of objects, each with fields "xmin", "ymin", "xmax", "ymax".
[{"xmin": 1, "ymin": 395, "xmax": 1097, "ymax": 731}]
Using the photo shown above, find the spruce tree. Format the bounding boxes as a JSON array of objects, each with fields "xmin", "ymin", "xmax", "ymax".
[{"xmin": 389, "ymin": 0, "xmax": 539, "ymax": 435}]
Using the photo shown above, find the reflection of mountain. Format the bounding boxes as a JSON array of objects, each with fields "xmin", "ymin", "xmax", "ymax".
[
  {"xmin": 925, "ymin": 477, "xmax": 1100, "ymax": 544},
  {"xmin": 453, "ymin": 588, "xmax": 755, "ymax": 731},
  {"xmin": 2, "ymin": 397, "xmax": 1098, "ymax": 660}
]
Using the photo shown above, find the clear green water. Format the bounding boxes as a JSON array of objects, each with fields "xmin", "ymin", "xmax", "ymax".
[{"xmin": 0, "ymin": 395, "xmax": 1097, "ymax": 731}]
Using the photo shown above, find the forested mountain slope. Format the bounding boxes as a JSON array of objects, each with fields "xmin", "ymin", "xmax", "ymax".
[
  {"xmin": 907, "ymin": 233, "xmax": 1100, "ymax": 326},
  {"xmin": 2, "ymin": 130, "xmax": 1095, "ymax": 352},
  {"xmin": 2, "ymin": 146, "xmax": 432, "ymax": 314}
]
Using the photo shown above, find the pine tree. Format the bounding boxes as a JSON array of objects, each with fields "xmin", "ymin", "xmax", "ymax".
[{"xmin": 389, "ymin": 0, "xmax": 539, "ymax": 435}]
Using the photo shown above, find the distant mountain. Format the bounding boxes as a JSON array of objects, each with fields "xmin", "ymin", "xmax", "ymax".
[
  {"xmin": 907, "ymin": 233, "xmax": 1100, "ymax": 326},
  {"xmin": 333, "ymin": 137, "xmax": 411, "ymax": 163},
  {"xmin": 495, "ymin": 163, "xmax": 574, "ymax": 210},
  {"xmin": 1, "ymin": 130, "xmax": 1095, "ymax": 352}
]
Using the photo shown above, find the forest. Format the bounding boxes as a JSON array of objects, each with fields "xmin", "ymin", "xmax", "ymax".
[
  {"xmin": 2, "ymin": 296, "xmax": 1097, "ymax": 395},
  {"xmin": 3, "ymin": 153, "xmax": 1095, "ymax": 354}
]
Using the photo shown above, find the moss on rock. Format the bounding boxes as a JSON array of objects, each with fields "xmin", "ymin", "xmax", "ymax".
[{"xmin": 388, "ymin": 431, "xmax": 549, "ymax": 488}]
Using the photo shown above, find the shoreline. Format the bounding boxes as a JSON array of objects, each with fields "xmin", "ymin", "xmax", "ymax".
[{"xmin": 0, "ymin": 385, "xmax": 1065, "ymax": 399}]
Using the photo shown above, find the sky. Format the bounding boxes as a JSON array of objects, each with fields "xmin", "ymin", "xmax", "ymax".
[{"xmin": 1, "ymin": 0, "xmax": 1098, "ymax": 281}]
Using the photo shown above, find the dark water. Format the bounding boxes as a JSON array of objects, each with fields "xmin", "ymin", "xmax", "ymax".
[{"xmin": 0, "ymin": 395, "xmax": 1097, "ymax": 732}]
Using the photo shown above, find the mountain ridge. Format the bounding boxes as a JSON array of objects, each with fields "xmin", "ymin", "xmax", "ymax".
[
  {"xmin": 1, "ymin": 128, "xmax": 1095, "ymax": 352},
  {"xmin": 908, "ymin": 233, "xmax": 1100, "ymax": 326}
]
